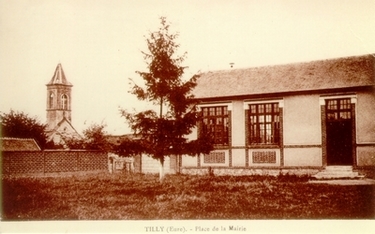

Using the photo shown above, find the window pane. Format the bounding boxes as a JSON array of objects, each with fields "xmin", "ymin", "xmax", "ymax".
[
  {"xmin": 340, "ymin": 99, "xmax": 351, "ymax": 110},
  {"xmin": 274, "ymin": 115, "xmax": 279, "ymax": 123},
  {"xmin": 250, "ymin": 116, "xmax": 256, "ymax": 123},
  {"xmin": 209, "ymin": 107, "xmax": 215, "ymax": 116},
  {"xmin": 273, "ymin": 103, "xmax": 279, "ymax": 112},
  {"xmin": 203, "ymin": 108, "xmax": 208, "ymax": 116},
  {"xmin": 266, "ymin": 115, "xmax": 271, "ymax": 122},
  {"xmin": 250, "ymin": 105, "xmax": 256, "ymax": 114},
  {"xmin": 265, "ymin": 104, "xmax": 272, "ymax": 113},
  {"xmin": 259, "ymin": 124, "xmax": 265, "ymax": 143},
  {"xmin": 327, "ymin": 100, "xmax": 337, "ymax": 110},
  {"xmin": 223, "ymin": 106, "xmax": 228, "ymax": 115},
  {"xmin": 327, "ymin": 112, "xmax": 337, "ymax": 120},
  {"xmin": 224, "ymin": 117, "xmax": 228, "ymax": 129},
  {"xmin": 61, "ymin": 94, "xmax": 68, "ymax": 110},
  {"xmin": 266, "ymin": 124, "xmax": 272, "ymax": 143},
  {"xmin": 340, "ymin": 111, "xmax": 351, "ymax": 119},
  {"xmin": 258, "ymin": 105, "xmax": 264, "ymax": 113},
  {"xmin": 259, "ymin": 115, "xmax": 264, "ymax": 123},
  {"xmin": 216, "ymin": 107, "xmax": 222, "ymax": 115}
]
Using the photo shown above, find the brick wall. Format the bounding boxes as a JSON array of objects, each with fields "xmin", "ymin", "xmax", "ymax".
[{"xmin": 1, "ymin": 150, "xmax": 107, "ymax": 175}]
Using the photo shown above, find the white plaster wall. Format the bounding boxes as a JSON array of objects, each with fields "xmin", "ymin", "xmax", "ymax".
[
  {"xmin": 356, "ymin": 92, "xmax": 375, "ymax": 143},
  {"xmin": 141, "ymin": 154, "xmax": 171, "ymax": 174},
  {"xmin": 182, "ymin": 154, "xmax": 198, "ymax": 167},
  {"xmin": 283, "ymin": 94, "xmax": 322, "ymax": 145},
  {"xmin": 187, "ymin": 126, "xmax": 197, "ymax": 141},
  {"xmin": 283, "ymin": 148, "xmax": 322, "ymax": 167},
  {"xmin": 357, "ymin": 146, "xmax": 375, "ymax": 166},
  {"xmin": 231, "ymin": 100, "xmax": 246, "ymax": 147},
  {"xmin": 231, "ymin": 148, "xmax": 246, "ymax": 167}
]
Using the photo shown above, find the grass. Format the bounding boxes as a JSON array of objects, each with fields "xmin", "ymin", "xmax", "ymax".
[{"xmin": 1, "ymin": 172, "xmax": 374, "ymax": 220}]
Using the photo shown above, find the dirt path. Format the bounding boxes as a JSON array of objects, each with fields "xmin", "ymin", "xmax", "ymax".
[{"xmin": 309, "ymin": 179, "xmax": 375, "ymax": 185}]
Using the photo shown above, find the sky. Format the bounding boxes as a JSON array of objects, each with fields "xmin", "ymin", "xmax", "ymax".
[{"xmin": 1, "ymin": 0, "xmax": 375, "ymax": 135}]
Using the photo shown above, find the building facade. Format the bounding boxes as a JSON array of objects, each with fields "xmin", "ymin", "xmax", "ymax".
[{"xmin": 180, "ymin": 54, "xmax": 375, "ymax": 176}]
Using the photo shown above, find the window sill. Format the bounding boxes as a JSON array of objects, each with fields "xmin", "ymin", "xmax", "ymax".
[
  {"xmin": 248, "ymin": 144, "xmax": 280, "ymax": 149},
  {"xmin": 213, "ymin": 145, "xmax": 230, "ymax": 150}
]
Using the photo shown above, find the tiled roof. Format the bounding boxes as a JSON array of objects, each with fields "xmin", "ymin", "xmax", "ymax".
[
  {"xmin": 0, "ymin": 137, "xmax": 41, "ymax": 151},
  {"xmin": 46, "ymin": 63, "xmax": 72, "ymax": 86},
  {"xmin": 193, "ymin": 54, "xmax": 375, "ymax": 99}
]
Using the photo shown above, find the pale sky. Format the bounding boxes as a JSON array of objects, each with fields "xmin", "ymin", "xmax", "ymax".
[{"xmin": 1, "ymin": 0, "xmax": 375, "ymax": 135}]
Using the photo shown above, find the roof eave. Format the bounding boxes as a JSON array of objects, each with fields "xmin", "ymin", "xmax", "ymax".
[{"xmin": 194, "ymin": 85, "xmax": 374, "ymax": 103}]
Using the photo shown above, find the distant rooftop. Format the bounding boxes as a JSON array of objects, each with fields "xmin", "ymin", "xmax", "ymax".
[
  {"xmin": 193, "ymin": 54, "xmax": 375, "ymax": 100},
  {"xmin": 0, "ymin": 137, "xmax": 41, "ymax": 151}
]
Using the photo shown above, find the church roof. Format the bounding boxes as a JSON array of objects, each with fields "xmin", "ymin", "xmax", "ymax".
[
  {"xmin": 193, "ymin": 54, "xmax": 375, "ymax": 100},
  {"xmin": 47, "ymin": 63, "xmax": 72, "ymax": 86},
  {"xmin": 0, "ymin": 137, "xmax": 41, "ymax": 151},
  {"xmin": 46, "ymin": 117, "xmax": 82, "ymax": 139}
]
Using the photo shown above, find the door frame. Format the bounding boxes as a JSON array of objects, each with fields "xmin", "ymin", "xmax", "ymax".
[{"xmin": 320, "ymin": 95, "xmax": 357, "ymax": 167}]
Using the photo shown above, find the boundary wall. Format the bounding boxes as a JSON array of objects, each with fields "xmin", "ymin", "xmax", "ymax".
[{"xmin": 2, "ymin": 150, "xmax": 107, "ymax": 175}]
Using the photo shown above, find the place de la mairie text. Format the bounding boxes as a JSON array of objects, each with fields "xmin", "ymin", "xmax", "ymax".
[{"xmin": 144, "ymin": 225, "xmax": 246, "ymax": 233}]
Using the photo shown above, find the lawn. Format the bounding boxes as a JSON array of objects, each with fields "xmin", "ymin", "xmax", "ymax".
[{"xmin": 1, "ymin": 172, "xmax": 374, "ymax": 220}]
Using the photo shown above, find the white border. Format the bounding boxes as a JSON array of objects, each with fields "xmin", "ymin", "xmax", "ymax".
[
  {"xmin": 197, "ymin": 102, "xmax": 233, "ymax": 111},
  {"xmin": 243, "ymin": 99, "xmax": 284, "ymax": 109},
  {"xmin": 319, "ymin": 94, "xmax": 357, "ymax": 105}
]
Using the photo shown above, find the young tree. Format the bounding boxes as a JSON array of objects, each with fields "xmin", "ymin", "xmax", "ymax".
[
  {"xmin": 113, "ymin": 137, "xmax": 144, "ymax": 157},
  {"xmin": 0, "ymin": 110, "xmax": 49, "ymax": 149},
  {"xmin": 121, "ymin": 17, "xmax": 213, "ymax": 181},
  {"xmin": 65, "ymin": 123, "xmax": 112, "ymax": 151}
]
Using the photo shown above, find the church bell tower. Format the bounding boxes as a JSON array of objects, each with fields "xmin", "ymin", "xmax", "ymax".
[{"xmin": 46, "ymin": 63, "xmax": 73, "ymax": 130}]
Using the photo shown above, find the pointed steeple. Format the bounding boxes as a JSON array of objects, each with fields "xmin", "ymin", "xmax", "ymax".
[{"xmin": 47, "ymin": 63, "xmax": 72, "ymax": 86}]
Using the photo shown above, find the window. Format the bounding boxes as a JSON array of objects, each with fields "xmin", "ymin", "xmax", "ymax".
[
  {"xmin": 326, "ymin": 98, "xmax": 351, "ymax": 121},
  {"xmin": 49, "ymin": 92, "xmax": 54, "ymax": 109},
  {"xmin": 249, "ymin": 103, "xmax": 280, "ymax": 145},
  {"xmin": 61, "ymin": 94, "xmax": 68, "ymax": 110},
  {"xmin": 201, "ymin": 106, "xmax": 229, "ymax": 145}
]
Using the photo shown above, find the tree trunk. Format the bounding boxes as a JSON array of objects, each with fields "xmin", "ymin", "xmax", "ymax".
[
  {"xmin": 158, "ymin": 96, "xmax": 164, "ymax": 182},
  {"xmin": 159, "ymin": 158, "xmax": 164, "ymax": 182}
]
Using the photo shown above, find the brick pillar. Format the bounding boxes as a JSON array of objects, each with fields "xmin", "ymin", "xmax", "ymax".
[
  {"xmin": 351, "ymin": 102, "xmax": 357, "ymax": 168},
  {"xmin": 320, "ymin": 103, "xmax": 327, "ymax": 167},
  {"xmin": 279, "ymin": 107, "xmax": 284, "ymax": 167}
]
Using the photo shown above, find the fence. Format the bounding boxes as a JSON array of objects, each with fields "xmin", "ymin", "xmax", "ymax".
[{"xmin": 1, "ymin": 150, "xmax": 107, "ymax": 175}]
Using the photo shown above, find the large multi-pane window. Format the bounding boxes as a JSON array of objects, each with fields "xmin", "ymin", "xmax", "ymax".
[
  {"xmin": 201, "ymin": 106, "xmax": 229, "ymax": 145},
  {"xmin": 249, "ymin": 103, "xmax": 280, "ymax": 145}
]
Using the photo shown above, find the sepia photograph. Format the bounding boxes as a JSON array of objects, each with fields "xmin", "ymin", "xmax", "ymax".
[{"xmin": 1, "ymin": 0, "xmax": 375, "ymax": 233}]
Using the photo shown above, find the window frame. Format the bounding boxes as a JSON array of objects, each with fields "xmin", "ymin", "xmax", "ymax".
[
  {"xmin": 61, "ymin": 94, "xmax": 68, "ymax": 110},
  {"xmin": 325, "ymin": 98, "xmax": 352, "ymax": 121},
  {"xmin": 244, "ymin": 100, "xmax": 283, "ymax": 147},
  {"xmin": 199, "ymin": 103, "xmax": 232, "ymax": 147},
  {"xmin": 49, "ymin": 92, "xmax": 54, "ymax": 109}
]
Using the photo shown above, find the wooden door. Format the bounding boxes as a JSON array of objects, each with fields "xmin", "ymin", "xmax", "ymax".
[{"xmin": 326, "ymin": 99, "xmax": 353, "ymax": 165}]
